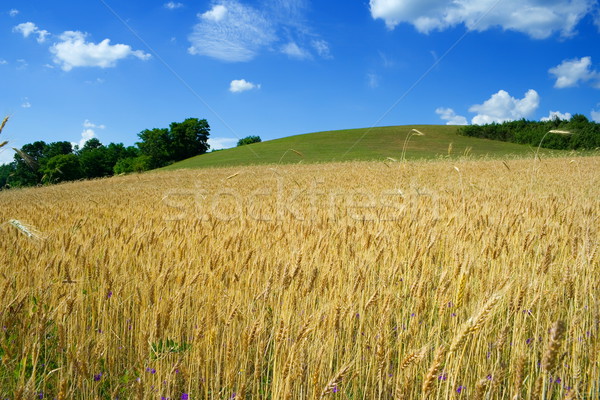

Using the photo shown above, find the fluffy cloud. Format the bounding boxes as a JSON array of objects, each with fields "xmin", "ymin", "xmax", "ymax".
[
  {"xmin": 50, "ymin": 31, "xmax": 151, "ymax": 71},
  {"xmin": 208, "ymin": 137, "xmax": 237, "ymax": 150},
  {"xmin": 469, "ymin": 89, "xmax": 540, "ymax": 124},
  {"xmin": 281, "ymin": 42, "xmax": 311, "ymax": 60},
  {"xmin": 189, "ymin": 0, "xmax": 329, "ymax": 62},
  {"xmin": 311, "ymin": 39, "xmax": 332, "ymax": 59},
  {"xmin": 164, "ymin": 2, "xmax": 184, "ymax": 9},
  {"xmin": 73, "ymin": 120, "xmax": 105, "ymax": 148},
  {"xmin": 0, "ymin": 59, "xmax": 7, "ymax": 65},
  {"xmin": 189, "ymin": 2, "xmax": 276, "ymax": 62},
  {"xmin": 13, "ymin": 22, "xmax": 50, "ymax": 43},
  {"xmin": 549, "ymin": 57, "xmax": 600, "ymax": 88},
  {"xmin": 202, "ymin": 4, "xmax": 228, "ymax": 21},
  {"xmin": 592, "ymin": 107, "xmax": 600, "ymax": 122},
  {"xmin": 541, "ymin": 110, "xmax": 572, "ymax": 121},
  {"xmin": 229, "ymin": 79, "xmax": 261, "ymax": 93},
  {"xmin": 21, "ymin": 98, "xmax": 31, "ymax": 108},
  {"xmin": 83, "ymin": 120, "xmax": 106, "ymax": 130},
  {"xmin": 369, "ymin": 0, "xmax": 595, "ymax": 39},
  {"xmin": 9, "ymin": 9, "xmax": 19, "ymax": 17},
  {"xmin": 435, "ymin": 107, "xmax": 468, "ymax": 125}
]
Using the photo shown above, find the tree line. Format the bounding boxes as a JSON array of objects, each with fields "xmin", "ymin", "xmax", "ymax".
[
  {"xmin": 0, "ymin": 118, "xmax": 210, "ymax": 189},
  {"xmin": 457, "ymin": 114, "xmax": 600, "ymax": 150}
]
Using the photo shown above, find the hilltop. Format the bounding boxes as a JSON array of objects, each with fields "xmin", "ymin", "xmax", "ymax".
[{"xmin": 164, "ymin": 125, "xmax": 563, "ymax": 170}]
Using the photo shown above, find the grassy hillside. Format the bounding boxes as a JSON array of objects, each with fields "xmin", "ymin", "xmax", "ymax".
[{"xmin": 165, "ymin": 125, "xmax": 563, "ymax": 170}]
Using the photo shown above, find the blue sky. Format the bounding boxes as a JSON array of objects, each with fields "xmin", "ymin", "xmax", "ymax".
[{"xmin": 1, "ymin": 0, "xmax": 600, "ymax": 164}]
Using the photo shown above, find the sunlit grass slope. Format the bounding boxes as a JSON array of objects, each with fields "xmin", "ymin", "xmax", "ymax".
[{"xmin": 165, "ymin": 125, "xmax": 564, "ymax": 169}]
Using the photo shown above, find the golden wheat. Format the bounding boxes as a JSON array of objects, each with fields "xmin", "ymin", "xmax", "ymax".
[{"xmin": 0, "ymin": 156, "xmax": 598, "ymax": 398}]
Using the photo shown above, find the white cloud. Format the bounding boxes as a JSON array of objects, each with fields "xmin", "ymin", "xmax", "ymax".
[
  {"xmin": 436, "ymin": 107, "xmax": 468, "ymax": 125},
  {"xmin": 0, "ymin": 59, "xmax": 7, "ymax": 65},
  {"xmin": 50, "ymin": 31, "xmax": 151, "ymax": 71},
  {"xmin": 229, "ymin": 79, "xmax": 261, "ymax": 93},
  {"xmin": 189, "ymin": 1, "xmax": 276, "ymax": 62},
  {"xmin": 592, "ymin": 107, "xmax": 600, "ymax": 122},
  {"xmin": 208, "ymin": 137, "xmax": 237, "ymax": 150},
  {"xmin": 281, "ymin": 42, "xmax": 311, "ymax": 60},
  {"xmin": 13, "ymin": 22, "xmax": 50, "ymax": 43},
  {"xmin": 9, "ymin": 9, "xmax": 19, "ymax": 17},
  {"xmin": 311, "ymin": 39, "xmax": 332, "ymax": 59},
  {"xmin": 541, "ymin": 110, "xmax": 572, "ymax": 121},
  {"xmin": 202, "ymin": 4, "xmax": 228, "ymax": 21},
  {"xmin": 188, "ymin": 0, "xmax": 329, "ymax": 62},
  {"xmin": 469, "ymin": 89, "xmax": 540, "ymax": 124},
  {"xmin": 21, "ymin": 98, "xmax": 31, "ymax": 108},
  {"xmin": 76, "ymin": 129, "xmax": 96, "ymax": 149},
  {"xmin": 73, "ymin": 120, "xmax": 105, "ymax": 149},
  {"xmin": 369, "ymin": 0, "xmax": 595, "ymax": 39},
  {"xmin": 367, "ymin": 72, "xmax": 379, "ymax": 89},
  {"xmin": 549, "ymin": 56, "xmax": 600, "ymax": 88},
  {"xmin": 83, "ymin": 120, "xmax": 106, "ymax": 130},
  {"xmin": 164, "ymin": 2, "xmax": 184, "ymax": 9}
]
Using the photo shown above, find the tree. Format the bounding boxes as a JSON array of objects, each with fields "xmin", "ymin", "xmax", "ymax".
[
  {"xmin": 137, "ymin": 118, "xmax": 211, "ymax": 168},
  {"xmin": 11, "ymin": 141, "xmax": 47, "ymax": 186},
  {"xmin": 237, "ymin": 135, "xmax": 262, "ymax": 146},
  {"xmin": 80, "ymin": 138, "xmax": 103, "ymax": 152},
  {"xmin": 113, "ymin": 156, "xmax": 152, "ymax": 174},
  {"xmin": 169, "ymin": 118, "xmax": 210, "ymax": 160},
  {"xmin": 41, "ymin": 154, "xmax": 83, "ymax": 183},
  {"xmin": 44, "ymin": 141, "xmax": 73, "ymax": 159},
  {"xmin": 0, "ymin": 163, "xmax": 14, "ymax": 189},
  {"xmin": 136, "ymin": 128, "xmax": 172, "ymax": 168}
]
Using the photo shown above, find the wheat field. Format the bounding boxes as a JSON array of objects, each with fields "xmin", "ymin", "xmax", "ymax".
[{"xmin": 0, "ymin": 156, "xmax": 599, "ymax": 399}]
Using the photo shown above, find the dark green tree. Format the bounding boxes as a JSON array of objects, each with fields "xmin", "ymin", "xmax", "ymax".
[
  {"xmin": 44, "ymin": 141, "xmax": 73, "ymax": 159},
  {"xmin": 80, "ymin": 138, "xmax": 103, "ymax": 152},
  {"xmin": 113, "ymin": 155, "xmax": 153, "ymax": 174},
  {"xmin": 237, "ymin": 135, "xmax": 262, "ymax": 146},
  {"xmin": 169, "ymin": 118, "xmax": 210, "ymax": 160},
  {"xmin": 136, "ymin": 128, "xmax": 172, "ymax": 168},
  {"xmin": 0, "ymin": 163, "xmax": 15, "ymax": 188},
  {"xmin": 41, "ymin": 154, "xmax": 83, "ymax": 184},
  {"xmin": 11, "ymin": 141, "xmax": 46, "ymax": 186},
  {"xmin": 137, "ymin": 118, "xmax": 210, "ymax": 168}
]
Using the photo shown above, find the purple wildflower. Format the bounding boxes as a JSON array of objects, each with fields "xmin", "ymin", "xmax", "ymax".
[
  {"xmin": 107, "ymin": 291, "xmax": 113, "ymax": 299},
  {"xmin": 94, "ymin": 373, "xmax": 102, "ymax": 381},
  {"xmin": 456, "ymin": 385, "xmax": 466, "ymax": 394},
  {"xmin": 438, "ymin": 373, "xmax": 448, "ymax": 381},
  {"xmin": 182, "ymin": 394, "xmax": 189, "ymax": 400}
]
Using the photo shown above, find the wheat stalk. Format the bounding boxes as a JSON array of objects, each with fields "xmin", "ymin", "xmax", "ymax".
[
  {"xmin": 421, "ymin": 346, "xmax": 445, "ymax": 397},
  {"xmin": 8, "ymin": 219, "xmax": 45, "ymax": 240},
  {"xmin": 542, "ymin": 320, "xmax": 566, "ymax": 373}
]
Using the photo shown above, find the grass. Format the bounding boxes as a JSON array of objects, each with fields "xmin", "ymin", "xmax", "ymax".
[
  {"xmin": 164, "ymin": 125, "xmax": 572, "ymax": 170},
  {"xmin": 0, "ymin": 155, "xmax": 599, "ymax": 398}
]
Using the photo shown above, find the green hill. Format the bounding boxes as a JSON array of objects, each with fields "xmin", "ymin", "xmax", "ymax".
[{"xmin": 164, "ymin": 125, "xmax": 561, "ymax": 170}]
